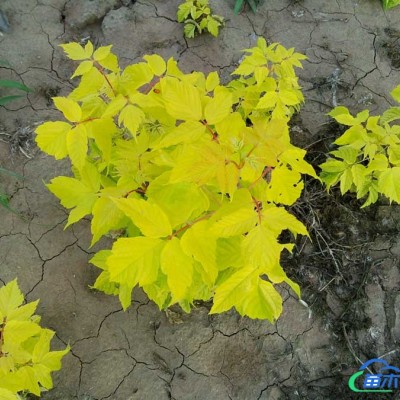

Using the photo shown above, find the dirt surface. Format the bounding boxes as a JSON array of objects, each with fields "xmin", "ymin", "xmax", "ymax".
[{"xmin": 1, "ymin": 0, "xmax": 400, "ymax": 399}]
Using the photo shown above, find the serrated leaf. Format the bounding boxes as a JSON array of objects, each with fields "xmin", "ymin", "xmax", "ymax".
[
  {"xmin": 118, "ymin": 105, "xmax": 145, "ymax": 138},
  {"xmin": 113, "ymin": 198, "xmax": 172, "ymax": 238},
  {"xmin": 0, "ymin": 280, "xmax": 24, "ymax": 317},
  {"xmin": 35, "ymin": 121, "xmax": 71, "ymax": 159},
  {"xmin": 266, "ymin": 167, "xmax": 303, "ymax": 205},
  {"xmin": 241, "ymin": 279, "xmax": 282, "ymax": 320},
  {"xmin": 204, "ymin": 92, "xmax": 233, "ymax": 125},
  {"xmin": 339, "ymin": 168, "xmax": 353, "ymax": 194},
  {"xmin": 378, "ymin": 167, "xmax": 400, "ymax": 203},
  {"xmin": 163, "ymin": 78, "xmax": 203, "ymax": 121},
  {"xmin": 71, "ymin": 60, "xmax": 93, "ymax": 78},
  {"xmin": 206, "ymin": 71, "xmax": 220, "ymax": 92},
  {"xmin": 181, "ymin": 221, "xmax": 218, "ymax": 286},
  {"xmin": 91, "ymin": 197, "xmax": 127, "ymax": 246},
  {"xmin": 143, "ymin": 54, "xmax": 166, "ymax": 76},
  {"xmin": 256, "ymin": 91, "xmax": 278, "ymax": 109},
  {"xmin": 59, "ymin": 42, "xmax": 90, "ymax": 60},
  {"xmin": 66, "ymin": 124, "xmax": 87, "ymax": 170},
  {"xmin": 262, "ymin": 206, "xmax": 308, "ymax": 237},
  {"xmin": 107, "ymin": 237, "xmax": 163, "ymax": 291},
  {"xmin": 207, "ymin": 17, "xmax": 221, "ymax": 37},
  {"xmin": 93, "ymin": 45, "xmax": 112, "ymax": 61},
  {"xmin": 391, "ymin": 84, "xmax": 400, "ymax": 101},
  {"xmin": 161, "ymin": 237, "xmax": 193, "ymax": 300},
  {"xmin": 242, "ymin": 225, "xmax": 282, "ymax": 269},
  {"xmin": 4, "ymin": 321, "xmax": 41, "ymax": 345},
  {"xmin": 53, "ymin": 97, "xmax": 82, "ymax": 122}
]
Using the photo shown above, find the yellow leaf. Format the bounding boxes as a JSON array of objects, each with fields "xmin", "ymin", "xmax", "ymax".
[
  {"xmin": 4, "ymin": 321, "xmax": 41, "ymax": 345},
  {"xmin": 279, "ymin": 148, "xmax": 318, "ymax": 178},
  {"xmin": 154, "ymin": 121, "xmax": 206, "ymax": 149},
  {"xmin": 84, "ymin": 41, "xmax": 94, "ymax": 58},
  {"xmin": 216, "ymin": 162, "xmax": 240, "ymax": 197},
  {"xmin": 206, "ymin": 71, "xmax": 220, "ymax": 92},
  {"xmin": 378, "ymin": 167, "xmax": 400, "ymax": 203},
  {"xmin": 143, "ymin": 54, "xmax": 166, "ymax": 76},
  {"xmin": 69, "ymin": 68, "xmax": 104, "ymax": 101},
  {"xmin": 0, "ymin": 280, "xmax": 24, "ymax": 318},
  {"xmin": 107, "ymin": 237, "xmax": 163, "ymax": 288},
  {"xmin": 204, "ymin": 92, "xmax": 233, "ymax": 125},
  {"xmin": 163, "ymin": 78, "xmax": 203, "ymax": 121},
  {"xmin": 59, "ymin": 42, "xmax": 90, "ymax": 61},
  {"xmin": 91, "ymin": 197, "xmax": 127, "ymax": 246},
  {"xmin": 161, "ymin": 237, "xmax": 193, "ymax": 300},
  {"xmin": 0, "ymin": 388, "xmax": 17, "ymax": 400},
  {"xmin": 256, "ymin": 91, "xmax": 278, "ymax": 109},
  {"xmin": 240, "ymin": 279, "xmax": 282, "ymax": 321},
  {"xmin": 71, "ymin": 60, "xmax": 93, "ymax": 79},
  {"xmin": 266, "ymin": 167, "xmax": 303, "ymax": 205},
  {"xmin": 262, "ymin": 206, "xmax": 308, "ymax": 237},
  {"xmin": 66, "ymin": 124, "xmax": 87, "ymax": 170},
  {"xmin": 7, "ymin": 300, "xmax": 39, "ymax": 321},
  {"xmin": 279, "ymin": 90, "xmax": 300, "ymax": 106},
  {"xmin": 181, "ymin": 221, "xmax": 218, "ymax": 286},
  {"xmin": 121, "ymin": 63, "xmax": 154, "ymax": 91},
  {"xmin": 103, "ymin": 95, "xmax": 127, "ymax": 118},
  {"xmin": 98, "ymin": 53, "xmax": 119, "ymax": 72},
  {"xmin": 53, "ymin": 97, "xmax": 82, "ymax": 122},
  {"xmin": 210, "ymin": 266, "xmax": 257, "ymax": 314},
  {"xmin": 339, "ymin": 168, "xmax": 353, "ymax": 194},
  {"xmin": 35, "ymin": 121, "xmax": 71, "ymax": 159},
  {"xmin": 93, "ymin": 45, "xmax": 112, "ymax": 61},
  {"xmin": 118, "ymin": 105, "xmax": 145, "ymax": 138},
  {"xmin": 242, "ymin": 225, "xmax": 282, "ymax": 269},
  {"xmin": 113, "ymin": 198, "xmax": 172, "ymax": 238}
]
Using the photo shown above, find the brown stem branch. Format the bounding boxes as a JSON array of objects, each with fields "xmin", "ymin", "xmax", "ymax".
[
  {"xmin": 94, "ymin": 61, "xmax": 117, "ymax": 97},
  {"xmin": 168, "ymin": 212, "xmax": 215, "ymax": 239}
]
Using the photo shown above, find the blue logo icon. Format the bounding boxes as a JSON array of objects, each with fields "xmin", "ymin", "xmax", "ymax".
[{"xmin": 349, "ymin": 358, "xmax": 400, "ymax": 393}]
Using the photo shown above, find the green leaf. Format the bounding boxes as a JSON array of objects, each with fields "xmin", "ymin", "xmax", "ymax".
[
  {"xmin": 0, "ymin": 95, "xmax": 24, "ymax": 105},
  {"xmin": 0, "ymin": 79, "xmax": 32, "ymax": 92},
  {"xmin": 234, "ymin": 0, "xmax": 245, "ymax": 14}
]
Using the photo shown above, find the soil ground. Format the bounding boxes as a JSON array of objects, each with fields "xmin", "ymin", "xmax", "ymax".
[{"xmin": 1, "ymin": 0, "xmax": 400, "ymax": 399}]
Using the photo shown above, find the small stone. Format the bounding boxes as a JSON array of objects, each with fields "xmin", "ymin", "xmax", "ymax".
[{"xmin": 65, "ymin": 0, "xmax": 119, "ymax": 29}]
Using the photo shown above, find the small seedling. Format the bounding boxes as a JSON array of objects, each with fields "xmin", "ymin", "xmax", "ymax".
[
  {"xmin": 177, "ymin": 0, "xmax": 224, "ymax": 38},
  {"xmin": 0, "ymin": 280, "xmax": 69, "ymax": 399},
  {"xmin": 320, "ymin": 84, "xmax": 400, "ymax": 206}
]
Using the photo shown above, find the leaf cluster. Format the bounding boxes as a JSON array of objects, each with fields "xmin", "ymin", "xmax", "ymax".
[
  {"xmin": 0, "ymin": 280, "xmax": 69, "ymax": 400},
  {"xmin": 382, "ymin": 0, "xmax": 400, "ymax": 9},
  {"xmin": 320, "ymin": 85, "xmax": 400, "ymax": 206},
  {"xmin": 177, "ymin": 0, "xmax": 224, "ymax": 38},
  {"xmin": 35, "ymin": 39, "xmax": 314, "ymax": 321}
]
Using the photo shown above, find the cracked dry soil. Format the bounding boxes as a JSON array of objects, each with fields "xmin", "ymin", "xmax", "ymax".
[{"xmin": 2, "ymin": 0, "xmax": 400, "ymax": 399}]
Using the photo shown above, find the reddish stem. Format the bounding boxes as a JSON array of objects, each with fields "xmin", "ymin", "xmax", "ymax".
[
  {"xmin": 201, "ymin": 120, "xmax": 219, "ymax": 143},
  {"xmin": 252, "ymin": 196, "xmax": 263, "ymax": 224},
  {"xmin": 0, "ymin": 317, "xmax": 6, "ymax": 357},
  {"xmin": 94, "ymin": 61, "xmax": 117, "ymax": 97},
  {"xmin": 168, "ymin": 212, "xmax": 214, "ymax": 240}
]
